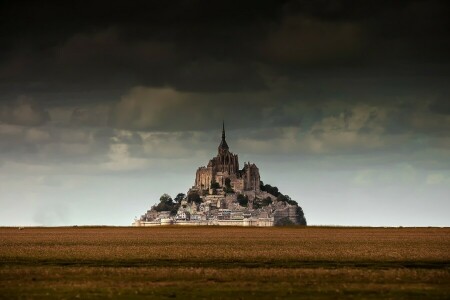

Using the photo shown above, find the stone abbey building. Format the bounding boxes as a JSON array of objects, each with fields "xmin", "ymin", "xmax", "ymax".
[
  {"xmin": 133, "ymin": 122, "xmax": 307, "ymax": 227},
  {"xmin": 194, "ymin": 123, "xmax": 261, "ymax": 193}
]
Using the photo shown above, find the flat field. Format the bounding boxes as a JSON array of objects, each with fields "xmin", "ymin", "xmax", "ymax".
[{"xmin": 0, "ymin": 226, "xmax": 449, "ymax": 299}]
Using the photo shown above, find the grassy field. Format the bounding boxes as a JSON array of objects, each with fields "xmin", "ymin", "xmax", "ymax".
[{"xmin": 0, "ymin": 226, "xmax": 449, "ymax": 299}]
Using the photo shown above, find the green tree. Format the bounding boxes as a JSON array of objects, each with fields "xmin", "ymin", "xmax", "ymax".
[
  {"xmin": 210, "ymin": 180, "xmax": 220, "ymax": 189},
  {"xmin": 174, "ymin": 193, "xmax": 185, "ymax": 203},
  {"xmin": 171, "ymin": 205, "xmax": 179, "ymax": 215},
  {"xmin": 187, "ymin": 192, "xmax": 202, "ymax": 204},
  {"xmin": 237, "ymin": 194, "xmax": 248, "ymax": 207},
  {"xmin": 288, "ymin": 199, "xmax": 298, "ymax": 206},
  {"xmin": 277, "ymin": 194, "xmax": 298, "ymax": 206},
  {"xmin": 268, "ymin": 185, "xmax": 279, "ymax": 197},
  {"xmin": 223, "ymin": 177, "xmax": 234, "ymax": 193},
  {"xmin": 160, "ymin": 193, "xmax": 173, "ymax": 204},
  {"xmin": 154, "ymin": 193, "xmax": 174, "ymax": 212},
  {"xmin": 261, "ymin": 183, "xmax": 280, "ymax": 197}
]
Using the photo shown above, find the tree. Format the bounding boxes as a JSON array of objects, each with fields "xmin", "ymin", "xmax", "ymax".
[
  {"xmin": 261, "ymin": 183, "xmax": 280, "ymax": 197},
  {"xmin": 237, "ymin": 194, "xmax": 248, "ymax": 207},
  {"xmin": 152, "ymin": 193, "xmax": 183, "ymax": 216},
  {"xmin": 159, "ymin": 193, "xmax": 173, "ymax": 205},
  {"xmin": 268, "ymin": 185, "xmax": 279, "ymax": 197},
  {"xmin": 210, "ymin": 180, "xmax": 220, "ymax": 189},
  {"xmin": 277, "ymin": 194, "xmax": 298, "ymax": 206},
  {"xmin": 210, "ymin": 179, "xmax": 220, "ymax": 195},
  {"xmin": 187, "ymin": 192, "xmax": 202, "ymax": 204},
  {"xmin": 287, "ymin": 199, "xmax": 298, "ymax": 206},
  {"xmin": 154, "ymin": 193, "xmax": 174, "ymax": 212},
  {"xmin": 174, "ymin": 193, "xmax": 185, "ymax": 203},
  {"xmin": 224, "ymin": 177, "xmax": 234, "ymax": 193},
  {"xmin": 170, "ymin": 203, "xmax": 180, "ymax": 216}
]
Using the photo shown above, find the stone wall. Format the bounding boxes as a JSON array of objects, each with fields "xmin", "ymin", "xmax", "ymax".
[
  {"xmin": 273, "ymin": 205, "xmax": 298, "ymax": 224},
  {"xmin": 132, "ymin": 218, "xmax": 274, "ymax": 227},
  {"xmin": 195, "ymin": 166, "xmax": 213, "ymax": 190}
]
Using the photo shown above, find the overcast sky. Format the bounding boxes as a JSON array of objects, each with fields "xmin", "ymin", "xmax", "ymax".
[{"xmin": 1, "ymin": 0, "xmax": 449, "ymax": 226}]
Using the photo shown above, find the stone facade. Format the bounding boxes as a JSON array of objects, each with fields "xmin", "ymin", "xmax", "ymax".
[
  {"xmin": 273, "ymin": 206, "xmax": 299, "ymax": 224},
  {"xmin": 195, "ymin": 122, "xmax": 260, "ymax": 193}
]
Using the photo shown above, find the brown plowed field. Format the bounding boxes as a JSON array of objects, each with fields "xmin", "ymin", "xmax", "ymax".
[{"xmin": 1, "ymin": 226, "xmax": 449, "ymax": 299}]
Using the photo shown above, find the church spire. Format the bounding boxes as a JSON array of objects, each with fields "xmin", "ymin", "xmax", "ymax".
[
  {"xmin": 222, "ymin": 121, "xmax": 226, "ymax": 141},
  {"xmin": 218, "ymin": 121, "xmax": 229, "ymax": 152}
]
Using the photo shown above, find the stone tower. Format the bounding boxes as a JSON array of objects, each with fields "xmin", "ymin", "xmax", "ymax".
[{"xmin": 194, "ymin": 122, "xmax": 260, "ymax": 193}]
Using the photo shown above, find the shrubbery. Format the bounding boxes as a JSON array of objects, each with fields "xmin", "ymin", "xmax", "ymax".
[
  {"xmin": 153, "ymin": 192, "xmax": 203, "ymax": 216},
  {"xmin": 259, "ymin": 181, "xmax": 280, "ymax": 197},
  {"xmin": 187, "ymin": 191, "xmax": 202, "ymax": 204},
  {"xmin": 153, "ymin": 193, "xmax": 180, "ymax": 216},
  {"xmin": 237, "ymin": 194, "xmax": 248, "ymax": 207},
  {"xmin": 260, "ymin": 181, "xmax": 298, "ymax": 206},
  {"xmin": 224, "ymin": 178, "xmax": 234, "ymax": 193}
]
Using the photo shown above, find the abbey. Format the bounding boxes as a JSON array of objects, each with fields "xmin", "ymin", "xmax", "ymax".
[
  {"xmin": 194, "ymin": 122, "xmax": 261, "ymax": 193},
  {"xmin": 133, "ymin": 122, "xmax": 307, "ymax": 227}
]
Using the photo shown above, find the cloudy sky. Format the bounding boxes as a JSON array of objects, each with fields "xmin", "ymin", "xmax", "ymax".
[{"xmin": 1, "ymin": 0, "xmax": 449, "ymax": 226}]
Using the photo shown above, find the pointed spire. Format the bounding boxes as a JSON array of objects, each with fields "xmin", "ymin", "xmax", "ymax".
[
  {"xmin": 218, "ymin": 121, "xmax": 229, "ymax": 152},
  {"xmin": 222, "ymin": 121, "xmax": 226, "ymax": 141}
]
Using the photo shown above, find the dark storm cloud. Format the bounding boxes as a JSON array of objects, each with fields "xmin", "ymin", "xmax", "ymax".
[
  {"xmin": 0, "ymin": 0, "xmax": 278, "ymax": 99},
  {"xmin": 70, "ymin": 105, "xmax": 110, "ymax": 127},
  {"xmin": 1, "ymin": 0, "xmax": 449, "ymax": 102},
  {"xmin": 0, "ymin": 96, "xmax": 50, "ymax": 126},
  {"xmin": 0, "ymin": 0, "xmax": 448, "ymax": 144},
  {"xmin": 107, "ymin": 87, "xmax": 273, "ymax": 131}
]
